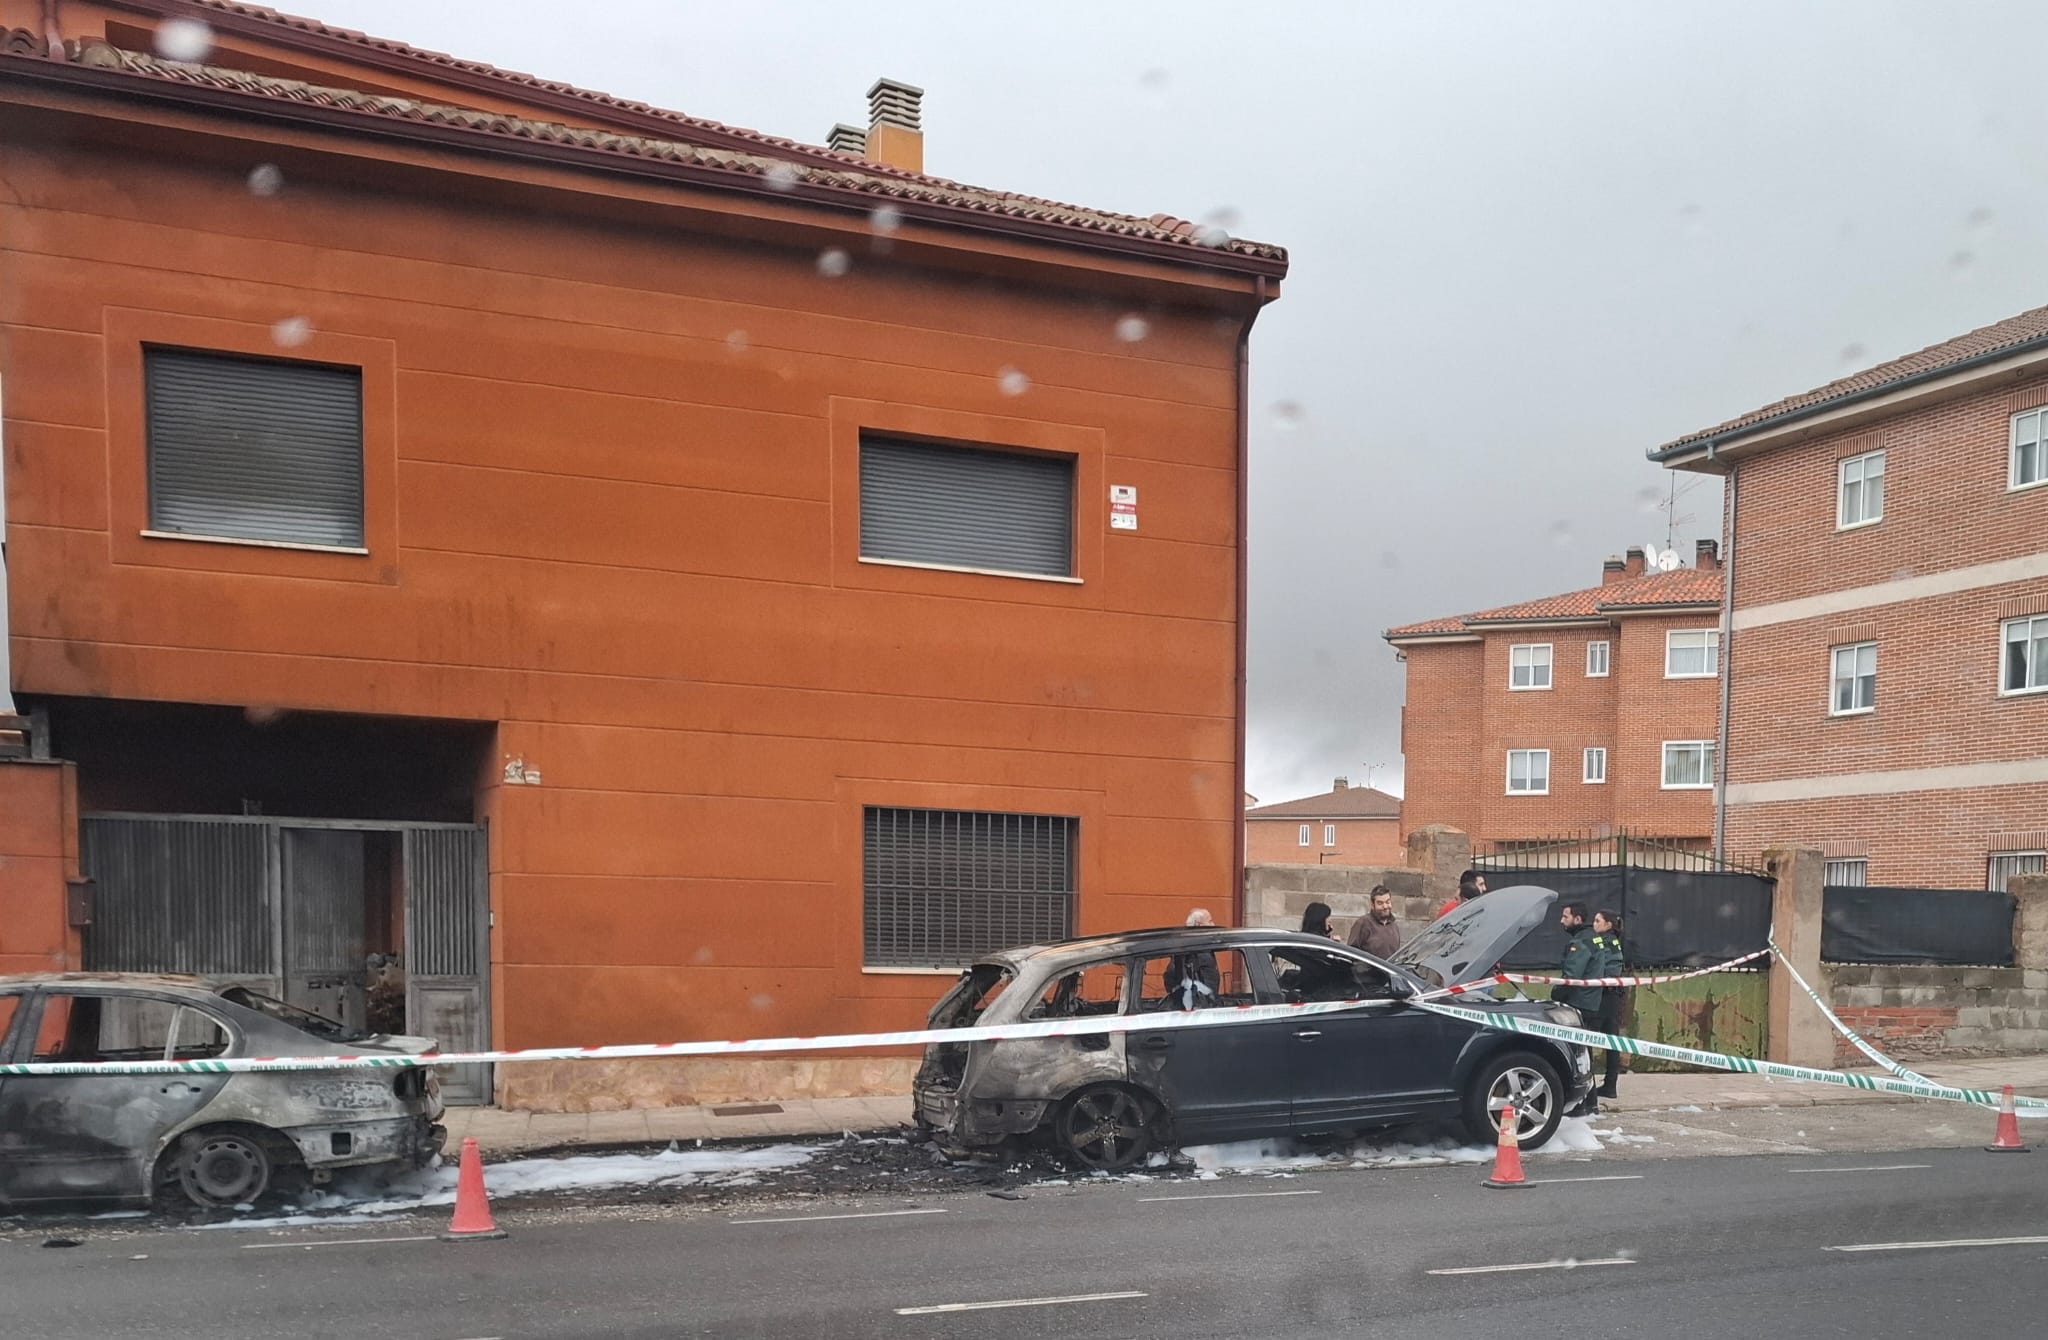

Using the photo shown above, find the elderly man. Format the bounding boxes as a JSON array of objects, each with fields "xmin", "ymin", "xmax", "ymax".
[
  {"xmin": 1346, "ymin": 886, "xmax": 1402, "ymax": 958},
  {"xmin": 1165, "ymin": 907, "xmax": 1221, "ymax": 1008}
]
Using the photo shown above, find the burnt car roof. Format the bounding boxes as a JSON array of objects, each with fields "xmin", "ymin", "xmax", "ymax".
[
  {"xmin": 0, "ymin": 973, "xmax": 218, "ymax": 993},
  {"xmin": 983, "ymin": 927, "xmax": 1382, "ymax": 970}
]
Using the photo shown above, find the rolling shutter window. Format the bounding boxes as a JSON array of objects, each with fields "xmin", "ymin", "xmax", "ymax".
[
  {"xmin": 145, "ymin": 348, "xmax": 366, "ymax": 549},
  {"xmin": 863, "ymin": 807, "xmax": 1078, "ymax": 969},
  {"xmin": 859, "ymin": 436, "xmax": 1074, "ymax": 578}
]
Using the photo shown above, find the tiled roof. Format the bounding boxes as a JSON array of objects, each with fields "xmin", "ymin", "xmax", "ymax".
[
  {"xmin": 1385, "ymin": 567, "xmax": 1723, "ymax": 640},
  {"xmin": 1245, "ymin": 786, "xmax": 1401, "ymax": 820},
  {"xmin": 1656, "ymin": 300, "xmax": 2048, "ymax": 455},
  {"xmin": 28, "ymin": 3, "xmax": 1283, "ymax": 266}
]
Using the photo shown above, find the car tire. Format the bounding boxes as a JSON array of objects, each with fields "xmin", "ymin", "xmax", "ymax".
[
  {"xmin": 1050, "ymin": 1084, "xmax": 1157, "ymax": 1172},
  {"xmin": 157, "ymin": 1127, "xmax": 283, "ymax": 1211},
  {"xmin": 1462, "ymin": 1051, "xmax": 1566, "ymax": 1150}
]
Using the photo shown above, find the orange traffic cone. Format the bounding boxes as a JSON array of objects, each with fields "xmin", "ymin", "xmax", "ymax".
[
  {"xmin": 1483, "ymin": 1101, "xmax": 1528, "ymax": 1188},
  {"xmin": 442, "ymin": 1137, "xmax": 509, "ymax": 1240},
  {"xmin": 1986, "ymin": 1085, "xmax": 2031, "ymax": 1153}
]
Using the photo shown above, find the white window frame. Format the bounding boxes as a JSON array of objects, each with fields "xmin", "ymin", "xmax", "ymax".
[
  {"xmin": 1509, "ymin": 643, "xmax": 1554, "ymax": 691},
  {"xmin": 1830, "ymin": 641, "xmax": 1877, "ymax": 716},
  {"xmin": 2012, "ymin": 409, "xmax": 2048, "ymax": 492},
  {"xmin": 1323, "ymin": 824, "xmax": 1337, "ymax": 847},
  {"xmin": 1661, "ymin": 740, "xmax": 1716, "ymax": 790},
  {"xmin": 1585, "ymin": 640, "xmax": 1610, "ymax": 677},
  {"xmin": 1665, "ymin": 629, "xmax": 1720, "ymax": 679},
  {"xmin": 1582, "ymin": 747, "xmax": 1607, "ymax": 784},
  {"xmin": 1837, "ymin": 449, "xmax": 1886, "ymax": 529},
  {"xmin": 2003, "ymin": 615, "xmax": 2048, "ymax": 696},
  {"xmin": 1989, "ymin": 851, "xmax": 2046, "ymax": 891},
  {"xmin": 1298, "ymin": 824, "xmax": 1311, "ymax": 847},
  {"xmin": 1505, "ymin": 749, "xmax": 1550, "ymax": 796},
  {"xmin": 1824, "ymin": 858, "xmax": 1869, "ymax": 887}
]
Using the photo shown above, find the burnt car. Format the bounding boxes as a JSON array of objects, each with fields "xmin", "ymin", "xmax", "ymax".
[
  {"xmin": 914, "ymin": 885, "xmax": 1593, "ymax": 1170},
  {"xmin": 0, "ymin": 974, "xmax": 446, "ymax": 1212}
]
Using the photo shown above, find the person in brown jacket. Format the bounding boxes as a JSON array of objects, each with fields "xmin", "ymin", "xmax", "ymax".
[{"xmin": 1346, "ymin": 887, "xmax": 1403, "ymax": 959}]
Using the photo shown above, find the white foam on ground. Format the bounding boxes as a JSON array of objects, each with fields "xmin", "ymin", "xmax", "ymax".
[{"xmin": 1181, "ymin": 1115, "xmax": 1609, "ymax": 1174}]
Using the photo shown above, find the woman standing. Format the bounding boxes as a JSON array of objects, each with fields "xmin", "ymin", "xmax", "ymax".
[{"xmin": 1589, "ymin": 909, "xmax": 1627, "ymax": 1102}]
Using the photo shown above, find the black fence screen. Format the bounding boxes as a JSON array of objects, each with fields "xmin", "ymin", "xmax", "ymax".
[
  {"xmin": 1821, "ymin": 886, "xmax": 2016, "ymax": 966},
  {"xmin": 1484, "ymin": 866, "xmax": 1774, "ymax": 970}
]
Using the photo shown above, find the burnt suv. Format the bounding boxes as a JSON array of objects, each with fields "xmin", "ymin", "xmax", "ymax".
[{"xmin": 914, "ymin": 885, "xmax": 1593, "ymax": 1169}]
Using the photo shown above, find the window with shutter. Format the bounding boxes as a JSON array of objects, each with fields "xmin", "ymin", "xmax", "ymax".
[
  {"xmin": 144, "ymin": 348, "xmax": 365, "ymax": 549},
  {"xmin": 863, "ymin": 808, "xmax": 1078, "ymax": 969},
  {"xmin": 859, "ymin": 436, "xmax": 1074, "ymax": 578}
]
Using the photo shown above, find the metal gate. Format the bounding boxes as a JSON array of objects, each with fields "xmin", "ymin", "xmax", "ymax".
[{"xmin": 79, "ymin": 814, "xmax": 492, "ymax": 1104}]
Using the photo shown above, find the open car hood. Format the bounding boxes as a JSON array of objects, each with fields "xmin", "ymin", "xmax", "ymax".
[{"xmin": 1390, "ymin": 885, "xmax": 1558, "ymax": 988}]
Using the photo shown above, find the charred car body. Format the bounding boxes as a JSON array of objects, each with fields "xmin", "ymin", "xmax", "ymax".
[
  {"xmin": 0, "ymin": 974, "xmax": 446, "ymax": 1211},
  {"xmin": 914, "ymin": 886, "xmax": 1593, "ymax": 1169}
]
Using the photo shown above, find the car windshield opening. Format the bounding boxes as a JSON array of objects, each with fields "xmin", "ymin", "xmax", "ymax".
[{"xmin": 217, "ymin": 986, "xmax": 374, "ymax": 1043}]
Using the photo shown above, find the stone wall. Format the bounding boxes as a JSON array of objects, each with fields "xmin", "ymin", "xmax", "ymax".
[{"xmin": 1244, "ymin": 824, "xmax": 1468, "ymax": 942}]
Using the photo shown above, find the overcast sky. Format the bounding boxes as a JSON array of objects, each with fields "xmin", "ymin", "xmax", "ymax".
[{"xmin": 299, "ymin": 0, "xmax": 2047, "ymax": 804}]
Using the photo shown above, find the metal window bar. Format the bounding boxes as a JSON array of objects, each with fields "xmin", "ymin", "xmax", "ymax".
[{"xmin": 863, "ymin": 807, "xmax": 1077, "ymax": 969}]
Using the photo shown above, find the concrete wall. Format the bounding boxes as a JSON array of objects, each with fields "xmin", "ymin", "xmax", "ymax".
[{"xmin": 1245, "ymin": 825, "xmax": 1468, "ymax": 940}]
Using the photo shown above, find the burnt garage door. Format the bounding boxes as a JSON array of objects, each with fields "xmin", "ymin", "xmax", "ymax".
[{"xmin": 80, "ymin": 815, "xmax": 492, "ymax": 1104}]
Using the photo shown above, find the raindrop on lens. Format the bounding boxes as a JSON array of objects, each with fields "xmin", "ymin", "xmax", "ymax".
[
  {"xmin": 725, "ymin": 330, "xmax": 749, "ymax": 354},
  {"xmin": 1547, "ymin": 520, "xmax": 1574, "ymax": 548},
  {"xmin": 154, "ymin": 17, "xmax": 213, "ymax": 62},
  {"xmin": 1839, "ymin": 342, "xmax": 1868, "ymax": 366},
  {"xmin": 1949, "ymin": 250, "xmax": 1975, "ymax": 276},
  {"xmin": 1634, "ymin": 486, "xmax": 1662, "ymax": 513},
  {"xmin": 1203, "ymin": 207, "xmax": 1242, "ymax": 231},
  {"xmin": 816, "ymin": 248, "xmax": 850, "ymax": 278},
  {"xmin": 1193, "ymin": 223, "xmax": 1231, "ymax": 248},
  {"xmin": 270, "ymin": 317, "xmax": 312, "ymax": 348},
  {"xmin": 1967, "ymin": 206, "xmax": 1995, "ymax": 230},
  {"xmin": 1139, "ymin": 68, "xmax": 1171, "ymax": 92},
  {"xmin": 247, "ymin": 164, "xmax": 284, "ymax": 197},
  {"xmin": 750, "ymin": 994, "xmax": 774, "ymax": 1011},
  {"xmin": 1378, "ymin": 550, "xmax": 1400, "ymax": 571},
  {"xmin": 1115, "ymin": 314, "xmax": 1151, "ymax": 343},
  {"xmin": 869, "ymin": 204, "xmax": 903, "ymax": 235},
  {"xmin": 1271, "ymin": 400, "xmax": 1305, "ymax": 429},
  {"xmin": 996, "ymin": 366, "xmax": 1031, "ymax": 396},
  {"xmin": 764, "ymin": 162, "xmax": 800, "ymax": 192}
]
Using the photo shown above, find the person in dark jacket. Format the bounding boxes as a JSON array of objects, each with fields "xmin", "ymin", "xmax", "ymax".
[
  {"xmin": 1346, "ymin": 887, "xmax": 1403, "ymax": 958},
  {"xmin": 1589, "ymin": 909, "xmax": 1628, "ymax": 1100},
  {"xmin": 1278, "ymin": 902, "xmax": 1352, "ymax": 1000},
  {"xmin": 1552, "ymin": 903, "xmax": 1602, "ymax": 1015}
]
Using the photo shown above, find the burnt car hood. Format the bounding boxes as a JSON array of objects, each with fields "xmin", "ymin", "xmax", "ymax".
[{"xmin": 1390, "ymin": 885, "xmax": 1558, "ymax": 988}]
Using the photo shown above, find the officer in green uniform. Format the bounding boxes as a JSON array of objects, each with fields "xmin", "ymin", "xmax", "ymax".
[{"xmin": 1589, "ymin": 909, "xmax": 1627, "ymax": 1101}]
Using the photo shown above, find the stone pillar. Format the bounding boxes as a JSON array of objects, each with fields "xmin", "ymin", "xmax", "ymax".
[
  {"xmin": 2013, "ymin": 873, "xmax": 2048, "ymax": 975},
  {"xmin": 1764, "ymin": 844, "xmax": 1830, "ymax": 1067},
  {"xmin": 1406, "ymin": 825, "xmax": 1470, "ymax": 913}
]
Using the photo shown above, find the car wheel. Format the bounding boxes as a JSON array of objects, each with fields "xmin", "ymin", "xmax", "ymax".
[
  {"xmin": 1052, "ymin": 1084, "xmax": 1156, "ymax": 1172},
  {"xmin": 163, "ymin": 1128, "xmax": 276, "ymax": 1211},
  {"xmin": 1462, "ymin": 1051, "xmax": 1565, "ymax": 1150}
]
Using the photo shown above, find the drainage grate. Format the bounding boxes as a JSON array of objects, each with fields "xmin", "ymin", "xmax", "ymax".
[{"xmin": 710, "ymin": 1103, "xmax": 786, "ymax": 1117}]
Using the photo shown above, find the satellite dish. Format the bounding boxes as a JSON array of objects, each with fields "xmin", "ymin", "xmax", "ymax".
[
  {"xmin": 1656, "ymin": 548, "xmax": 1682, "ymax": 572},
  {"xmin": 1645, "ymin": 539, "xmax": 1664, "ymax": 567}
]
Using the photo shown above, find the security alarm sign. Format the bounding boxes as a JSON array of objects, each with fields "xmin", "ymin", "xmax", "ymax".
[{"xmin": 1109, "ymin": 484, "xmax": 1138, "ymax": 531}]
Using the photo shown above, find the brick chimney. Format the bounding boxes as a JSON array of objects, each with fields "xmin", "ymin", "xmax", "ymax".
[
  {"xmin": 864, "ymin": 78, "xmax": 924, "ymax": 174},
  {"xmin": 1623, "ymin": 546, "xmax": 1647, "ymax": 578},
  {"xmin": 1601, "ymin": 555, "xmax": 1628, "ymax": 586},
  {"xmin": 1333, "ymin": 776, "xmax": 1349, "ymax": 790},
  {"xmin": 1696, "ymin": 538, "xmax": 1720, "ymax": 571}
]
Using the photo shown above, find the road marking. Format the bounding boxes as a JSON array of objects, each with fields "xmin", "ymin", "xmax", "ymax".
[
  {"xmin": 240, "ymin": 1235, "xmax": 437, "ymax": 1251},
  {"xmin": 1136, "ymin": 1190, "xmax": 1323, "ymax": 1203},
  {"xmin": 731, "ymin": 1208, "xmax": 947, "ymax": 1225},
  {"xmin": 1826, "ymin": 1235, "xmax": 2048, "ymax": 1254},
  {"xmin": 1789, "ymin": 1164, "xmax": 1932, "ymax": 1174},
  {"xmin": 1521, "ymin": 1175, "xmax": 1645, "ymax": 1185},
  {"xmin": 897, "ymin": 1291, "xmax": 1146, "ymax": 1315},
  {"xmin": 1428, "ymin": 1258, "xmax": 1635, "ymax": 1276}
]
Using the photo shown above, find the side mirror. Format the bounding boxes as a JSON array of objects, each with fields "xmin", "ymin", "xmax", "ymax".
[{"xmin": 1385, "ymin": 976, "xmax": 1417, "ymax": 1001}]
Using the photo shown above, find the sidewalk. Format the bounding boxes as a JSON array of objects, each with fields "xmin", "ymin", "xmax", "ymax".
[{"xmin": 444, "ymin": 1052, "xmax": 2048, "ymax": 1158}]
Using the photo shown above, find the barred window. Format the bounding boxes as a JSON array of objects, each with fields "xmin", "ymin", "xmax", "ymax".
[{"xmin": 863, "ymin": 808, "xmax": 1077, "ymax": 969}]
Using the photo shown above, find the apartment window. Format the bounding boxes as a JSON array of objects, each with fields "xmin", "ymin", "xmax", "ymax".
[
  {"xmin": 1582, "ymin": 747, "xmax": 1607, "ymax": 784},
  {"xmin": 1509, "ymin": 643, "xmax": 1553, "ymax": 690},
  {"xmin": 1837, "ymin": 449, "xmax": 1885, "ymax": 529},
  {"xmin": 1989, "ymin": 852, "xmax": 2046, "ymax": 891},
  {"xmin": 1298, "ymin": 824, "xmax": 1312, "ymax": 847},
  {"xmin": 1665, "ymin": 629, "xmax": 1720, "ymax": 678},
  {"xmin": 862, "ymin": 807, "xmax": 1076, "ymax": 969},
  {"xmin": 1585, "ymin": 640, "xmax": 1610, "ymax": 677},
  {"xmin": 1506, "ymin": 749, "xmax": 1550, "ymax": 795},
  {"xmin": 1661, "ymin": 740, "xmax": 1715, "ymax": 789},
  {"xmin": 1824, "ymin": 858, "xmax": 1869, "ymax": 887},
  {"xmin": 2012, "ymin": 409, "xmax": 2048, "ymax": 490},
  {"xmin": 144, "ymin": 348, "xmax": 365, "ymax": 549},
  {"xmin": 1323, "ymin": 824, "xmax": 1337, "ymax": 847},
  {"xmin": 1830, "ymin": 642, "xmax": 1877, "ymax": 715},
  {"xmin": 859, "ymin": 436, "xmax": 1075, "ymax": 578},
  {"xmin": 2004, "ymin": 615, "xmax": 2048, "ymax": 694}
]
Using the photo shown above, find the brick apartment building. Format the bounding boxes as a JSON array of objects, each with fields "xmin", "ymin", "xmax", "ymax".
[
  {"xmin": 1653, "ymin": 304, "xmax": 2048, "ymax": 891},
  {"xmin": 1385, "ymin": 546, "xmax": 1724, "ymax": 848},
  {"xmin": 1243, "ymin": 776, "xmax": 1402, "ymax": 866}
]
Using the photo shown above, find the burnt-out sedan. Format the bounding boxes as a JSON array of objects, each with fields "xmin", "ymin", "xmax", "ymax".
[
  {"xmin": 914, "ymin": 886, "xmax": 1593, "ymax": 1170},
  {"xmin": 0, "ymin": 974, "xmax": 446, "ymax": 1212}
]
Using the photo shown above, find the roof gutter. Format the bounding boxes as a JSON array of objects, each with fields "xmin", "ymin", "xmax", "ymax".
[
  {"xmin": 1231, "ymin": 278, "xmax": 1269, "ymax": 929},
  {"xmin": 1651, "ymin": 332, "xmax": 2048, "ymax": 466},
  {"xmin": 1712, "ymin": 440, "xmax": 1734, "ymax": 859}
]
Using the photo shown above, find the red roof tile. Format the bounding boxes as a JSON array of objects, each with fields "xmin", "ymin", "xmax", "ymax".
[
  {"xmin": 1385, "ymin": 567, "xmax": 1723, "ymax": 640},
  {"xmin": 1245, "ymin": 786, "xmax": 1401, "ymax": 820},
  {"xmin": 1657, "ymin": 300, "xmax": 2048, "ymax": 454}
]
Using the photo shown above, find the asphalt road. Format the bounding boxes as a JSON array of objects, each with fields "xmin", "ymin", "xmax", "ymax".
[{"xmin": 8, "ymin": 1145, "xmax": 2045, "ymax": 1339}]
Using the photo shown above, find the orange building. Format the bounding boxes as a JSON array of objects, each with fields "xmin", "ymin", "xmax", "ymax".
[
  {"xmin": 1243, "ymin": 777, "xmax": 1402, "ymax": 866},
  {"xmin": 0, "ymin": 1, "xmax": 1285, "ymax": 1107},
  {"xmin": 1385, "ymin": 546, "xmax": 1722, "ymax": 849}
]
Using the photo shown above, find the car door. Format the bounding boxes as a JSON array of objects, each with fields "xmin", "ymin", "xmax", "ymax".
[
  {"xmin": 0, "ymin": 991, "xmax": 231, "ymax": 1203},
  {"xmin": 1261, "ymin": 944, "xmax": 1461, "ymax": 1133},
  {"xmin": 1126, "ymin": 948, "xmax": 1293, "ymax": 1144}
]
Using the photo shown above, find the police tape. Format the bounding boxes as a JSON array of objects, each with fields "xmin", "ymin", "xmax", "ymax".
[
  {"xmin": 1766, "ymin": 936, "xmax": 1932, "ymax": 1087},
  {"xmin": 1414, "ymin": 997, "xmax": 2048, "ymax": 1111},
  {"xmin": 1433, "ymin": 946, "xmax": 1774, "ymax": 997}
]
